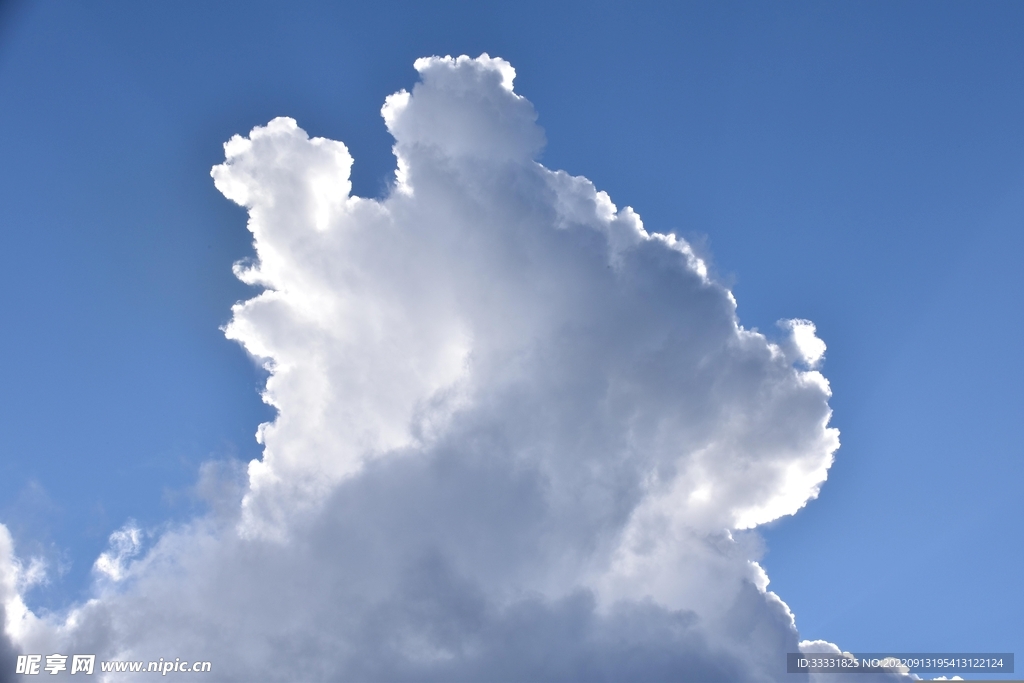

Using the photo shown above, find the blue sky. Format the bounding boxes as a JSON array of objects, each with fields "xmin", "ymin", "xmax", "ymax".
[{"xmin": 0, "ymin": 2, "xmax": 1021, "ymax": 679}]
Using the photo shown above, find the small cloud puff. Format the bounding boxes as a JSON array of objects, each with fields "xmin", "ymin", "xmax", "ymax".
[
  {"xmin": 92, "ymin": 523, "xmax": 143, "ymax": 583},
  {"xmin": 781, "ymin": 318, "xmax": 828, "ymax": 368}
]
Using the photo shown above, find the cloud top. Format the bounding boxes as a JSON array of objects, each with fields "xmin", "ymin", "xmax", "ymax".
[{"xmin": 383, "ymin": 54, "xmax": 544, "ymax": 163}]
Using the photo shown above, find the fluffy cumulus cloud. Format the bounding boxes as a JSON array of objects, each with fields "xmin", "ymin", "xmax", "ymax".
[{"xmin": 1, "ymin": 54, "xmax": 902, "ymax": 682}]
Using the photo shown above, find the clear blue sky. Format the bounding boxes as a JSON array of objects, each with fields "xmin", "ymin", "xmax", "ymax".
[{"xmin": 1, "ymin": 0, "xmax": 1021, "ymax": 675}]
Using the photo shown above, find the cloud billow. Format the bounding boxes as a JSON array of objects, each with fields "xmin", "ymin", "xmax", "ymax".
[{"xmin": 1, "ymin": 54, "xmax": 875, "ymax": 682}]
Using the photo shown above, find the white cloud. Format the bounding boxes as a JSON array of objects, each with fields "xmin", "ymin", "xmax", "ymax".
[
  {"xmin": 799, "ymin": 640, "xmax": 915, "ymax": 683},
  {"xmin": 92, "ymin": 524, "xmax": 143, "ymax": 583},
  {"xmin": 1, "ymin": 54, "xmax": 900, "ymax": 681},
  {"xmin": 780, "ymin": 318, "xmax": 828, "ymax": 369}
]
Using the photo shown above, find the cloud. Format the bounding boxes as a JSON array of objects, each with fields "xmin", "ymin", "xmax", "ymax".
[
  {"xmin": 1, "ymin": 54, "xmax": 890, "ymax": 681},
  {"xmin": 798, "ymin": 641, "xmax": 914, "ymax": 683},
  {"xmin": 0, "ymin": 544, "xmax": 20, "ymax": 683},
  {"xmin": 92, "ymin": 524, "xmax": 142, "ymax": 583},
  {"xmin": 0, "ymin": 526, "xmax": 41, "ymax": 683},
  {"xmin": 779, "ymin": 319, "xmax": 828, "ymax": 369}
]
